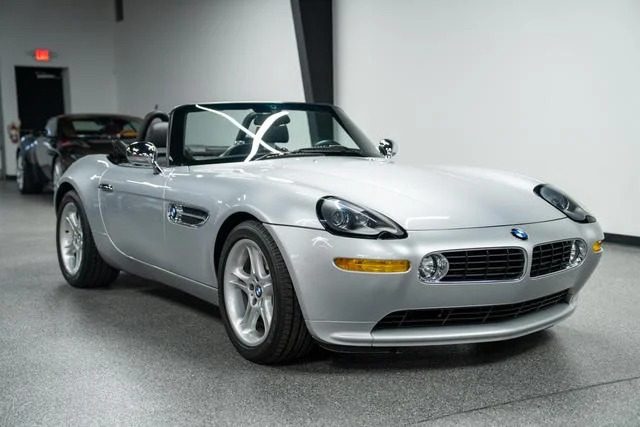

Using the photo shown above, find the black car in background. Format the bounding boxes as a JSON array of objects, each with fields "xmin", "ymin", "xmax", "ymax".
[{"xmin": 16, "ymin": 114, "xmax": 142, "ymax": 193}]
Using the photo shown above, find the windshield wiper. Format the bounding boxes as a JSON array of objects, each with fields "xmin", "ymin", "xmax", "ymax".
[{"xmin": 257, "ymin": 146, "xmax": 365, "ymax": 160}]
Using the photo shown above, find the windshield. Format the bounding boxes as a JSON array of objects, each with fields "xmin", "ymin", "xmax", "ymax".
[
  {"xmin": 180, "ymin": 103, "xmax": 381, "ymax": 164},
  {"xmin": 59, "ymin": 117, "xmax": 141, "ymax": 139}
]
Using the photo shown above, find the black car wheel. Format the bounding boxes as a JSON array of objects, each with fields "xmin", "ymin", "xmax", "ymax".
[
  {"xmin": 16, "ymin": 151, "xmax": 43, "ymax": 194},
  {"xmin": 56, "ymin": 190, "xmax": 119, "ymax": 288},
  {"xmin": 218, "ymin": 220, "xmax": 314, "ymax": 364}
]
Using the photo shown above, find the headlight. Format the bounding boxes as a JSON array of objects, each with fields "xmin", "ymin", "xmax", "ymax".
[
  {"xmin": 534, "ymin": 184, "xmax": 596, "ymax": 223},
  {"xmin": 316, "ymin": 197, "xmax": 407, "ymax": 239},
  {"xmin": 418, "ymin": 253, "xmax": 449, "ymax": 283},
  {"xmin": 568, "ymin": 240, "xmax": 587, "ymax": 268}
]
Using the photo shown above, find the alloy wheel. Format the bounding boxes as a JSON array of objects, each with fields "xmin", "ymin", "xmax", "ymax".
[
  {"xmin": 223, "ymin": 239, "xmax": 274, "ymax": 346},
  {"xmin": 58, "ymin": 202, "xmax": 84, "ymax": 275}
]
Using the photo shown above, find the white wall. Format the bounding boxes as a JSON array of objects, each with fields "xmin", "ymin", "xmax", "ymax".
[
  {"xmin": 114, "ymin": 0, "xmax": 304, "ymax": 116},
  {"xmin": 0, "ymin": 0, "xmax": 118, "ymax": 176},
  {"xmin": 335, "ymin": 0, "xmax": 640, "ymax": 236}
]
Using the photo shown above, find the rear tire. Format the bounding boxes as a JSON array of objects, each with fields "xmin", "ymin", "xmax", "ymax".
[
  {"xmin": 56, "ymin": 190, "xmax": 119, "ymax": 288},
  {"xmin": 218, "ymin": 220, "xmax": 314, "ymax": 364},
  {"xmin": 16, "ymin": 151, "xmax": 43, "ymax": 194}
]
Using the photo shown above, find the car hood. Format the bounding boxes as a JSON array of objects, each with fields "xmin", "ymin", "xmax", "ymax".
[{"xmin": 195, "ymin": 157, "xmax": 565, "ymax": 230}]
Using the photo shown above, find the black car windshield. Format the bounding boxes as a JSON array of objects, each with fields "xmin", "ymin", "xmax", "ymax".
[
  {"xmin": 59, "ymin": 116, "xmax": 141, "ymax": 139},
  {"xmin": 180, "ymin": 103, "xmax": 381, "ymax": 164}
]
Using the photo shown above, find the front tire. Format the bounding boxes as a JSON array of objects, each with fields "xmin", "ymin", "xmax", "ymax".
[
  {"xmin": 16, "ymin": 151, "xmax": 43, "ymax": 194},
  {"xmin": 56, "ymin": 190, "xmax": 119, "ymax": 288},
  {"xmin": 218, "ymin": 220, "xmax": 313, "ymax": 364}
]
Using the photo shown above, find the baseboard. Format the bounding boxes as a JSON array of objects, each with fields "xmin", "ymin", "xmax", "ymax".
[{"xmin": 604, "ymin": 233, "xmax": 640, "ymax": 247}]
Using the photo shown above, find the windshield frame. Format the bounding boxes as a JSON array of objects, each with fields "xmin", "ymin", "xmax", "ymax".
[{"xmin": 168, "ymin": 102, "xmax": 382, "ymax": 166}]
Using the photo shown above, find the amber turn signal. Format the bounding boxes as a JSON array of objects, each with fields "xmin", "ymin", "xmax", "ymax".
[
  {"xmin": 592, "ymin": 240, "xmax": 603, "ymax": 253},
  {"xmin": 333, "ymin": 258, "xmax": 411, "ymax": 273}
]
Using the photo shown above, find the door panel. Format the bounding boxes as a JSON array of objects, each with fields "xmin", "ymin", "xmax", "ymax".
[
  {"xmin": 99, "ymin": 165, "xmax": 168, "ymax": 267},
  {"xmin": 164, "ymin": 167, "xmax": 220, "ymax": 286}
]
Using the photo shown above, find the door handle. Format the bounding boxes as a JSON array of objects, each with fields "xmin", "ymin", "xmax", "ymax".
[{"xmin": 98, "ymin": 183, "xmax": 113, "ymax": 192}]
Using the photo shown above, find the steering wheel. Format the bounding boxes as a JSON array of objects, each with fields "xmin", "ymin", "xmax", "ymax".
[{"xmin": 314, "ymin": 139, "xmax": 341, "ymax": 148}]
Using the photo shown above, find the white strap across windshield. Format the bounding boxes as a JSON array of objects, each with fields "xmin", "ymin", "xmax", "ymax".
[
  {"xmin": 194, "ymin": 104, "xmax": 285, "ymax": 161},
  {"xmin": 244, "ymin": 111, "xmax": 289, "ymax": 162}
]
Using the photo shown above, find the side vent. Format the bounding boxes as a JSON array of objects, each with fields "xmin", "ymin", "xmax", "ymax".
[{"xmin": 167, "ymin": 203, "xmax": 209, "ymax": 228}]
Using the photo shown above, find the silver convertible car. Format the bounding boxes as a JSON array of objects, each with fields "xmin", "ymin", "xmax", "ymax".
[{"xmin": 54, "ymin": 102, "xmax": 604, "ymax": 364}]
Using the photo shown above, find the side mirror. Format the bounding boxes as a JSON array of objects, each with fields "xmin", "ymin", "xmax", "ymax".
[
  {"xmin": 125, "ymin": 141, "xmax": 162, "ymax": 174},
  {"xmin": 378, "ymin": 138, "xmax": 397, "ymax": 158}
]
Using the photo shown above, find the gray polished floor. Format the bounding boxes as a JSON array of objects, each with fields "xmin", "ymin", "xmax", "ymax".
[{"xmin": 1, "ymin": 181, "xmax": 639, "ymax": 426}]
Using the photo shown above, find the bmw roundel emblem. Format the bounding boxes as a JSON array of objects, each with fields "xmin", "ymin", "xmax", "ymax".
[{"xmin": 511, "ymin": 228, "xmax": 528, "ymax": 241}]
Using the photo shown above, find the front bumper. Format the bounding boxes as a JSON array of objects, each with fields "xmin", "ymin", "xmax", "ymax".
[{"xmin": 265, "ymin": 218, "xmax": 603, "ymax": 347}]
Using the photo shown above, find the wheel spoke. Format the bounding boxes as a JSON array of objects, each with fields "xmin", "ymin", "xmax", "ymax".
[
  {"xmin": 261, "ymin": 280, "xmax": 273, "ymax": 297},
  {"xmin": 65, "ymin": 217, "xmax": 76, "ymax": 233},
  {"xmin": 240, "ymin": 305, "xmax": 260, "ymax": 332},
  {"xmin": 247, "ymin": 306, "xmax": 260, "ymax": 330},
  {"xmin": 239, "ymin": 303, "xmax": 252, "ymax": 327},
  {"xmin": 231, "ymin": 267, "xmax": 250, "ymax": 283},
  {"xmin": 259, "ymin": 301, "xmax": 272, "ymax": 332},
  {"xmin": 229, "ymin": 279, "xmax": 249, "ymax": 295},
  {"xmin": 246, "ymin": 246, "xmax": 261, "ymax": 277},
  {"xmin": 70, "ymin": 213, "xmax": 81, "ymax": 231},
  {"xmin": 247, "ymin": 245, "xmax": 268, "ymax": 280},
  {"xmin": 229, "ymin": 268, "xmax": 250, "ymax": 294}
]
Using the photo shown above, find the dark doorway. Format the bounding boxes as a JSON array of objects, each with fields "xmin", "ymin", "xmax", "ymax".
[{"xmin": 15, "ymin": 66, "xmax": 66, "ymax": 136}]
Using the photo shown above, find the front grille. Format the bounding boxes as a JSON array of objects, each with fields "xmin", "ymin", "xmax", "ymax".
[
  {"xmin": 374, "ymin": 289, "xmax": 570, "ymax": 330},
  {"xmin": 531, "ymin": 240, "xmax": 574, "ymax": 277},
  {"xmin": 440, "ymin": 248, "xmax": 526, "ymax": 282}
]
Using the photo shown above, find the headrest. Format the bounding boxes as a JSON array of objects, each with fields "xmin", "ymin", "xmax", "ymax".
[
  {"xmin": 145, "ymin": 121, "xmax": 168, "ymax": 148},
  {"xmin": 262, "ymin": 124, "xmax": 289, "ymax": 143},
  {"xmin": 254, "ymin": 114, "xmax": 290, "ymax": 143}
]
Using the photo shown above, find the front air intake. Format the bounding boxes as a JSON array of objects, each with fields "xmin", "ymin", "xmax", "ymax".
[
  {"xmin": 530, "ymin": 240, "xmax": 575, "ymax": 277},
  {"xmin": 374, "ymin": 289, "xmax": 570, "ymax": 330},
  {"xmin": 440, "ymin": 248, "xmax": 526, "ymax": 282}
]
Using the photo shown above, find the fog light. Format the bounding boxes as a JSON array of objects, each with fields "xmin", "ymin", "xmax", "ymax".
[
  {"xmin": 568, "ymin": 240, "xmax": 587, "ymax": 268},
  {"xmin": 333, "ymin": 258, "xmax": 410, "ymax": 273},
  {"xmin": 418, "ymin": 253, "xmax": 449, "ymax": 283},
  {"xmin": 592, "ymin": 240, "xmax": 603, "ymax": 253}
]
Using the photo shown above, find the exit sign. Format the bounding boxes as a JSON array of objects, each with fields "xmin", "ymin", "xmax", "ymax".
[{"xmin": 33, "ymin": 48, "xmax": 51, "ymax": 62}]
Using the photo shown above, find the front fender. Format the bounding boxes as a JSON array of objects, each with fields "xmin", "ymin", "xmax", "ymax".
[{"xmin": 55, "ymin": 155, "xmax": 110, "ymax": 236}]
